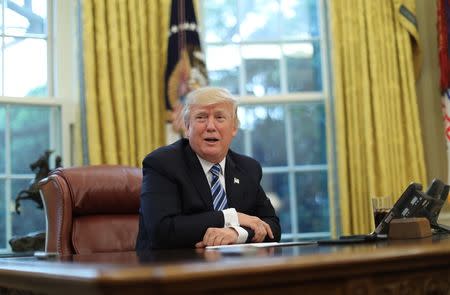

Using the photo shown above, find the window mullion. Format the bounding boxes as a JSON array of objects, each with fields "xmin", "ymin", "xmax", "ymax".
[
  {"xmin": 285, "ymin": 104, "xmax": 298, "ymax": 236},
  {"xmin": 279, "ymin": 44, "xmax": 287, "ymax": 93},
  {"xmin": 239, "ymin": 44, "xmax": 246, "ymax": 96},
  {"xmin": 278, "ymin": 0, "xmax": 287, "ymax": 94},
  {"xmin": 318, "ymin": 0, "xmax": 329, "ymax": 97},
  {"xmin": 236, "ymin": 1, "xmax": 246, "ymax": 96},
  {"xmin": 47, "ymin": 0, "xmax": 54, "ymax": 96},
  {"xmin": 49, "ymin": 106, "xmax": 59, "ymax": 163},
  {"xmin": 4, "ymin": 104, "xmax": 10, "ymax": 249}
]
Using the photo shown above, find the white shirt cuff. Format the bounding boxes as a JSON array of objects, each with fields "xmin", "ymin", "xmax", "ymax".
[
  {"xmin": 222, "ymin": 208, "xmax": 239, "ymax": 227},
  {"xmin": 222, "ymin": 208, "xmax": 247, "ymax": 244},
  {"xmin": 230, "ymin": 226, "xmax": 248, "ymax": 244}
]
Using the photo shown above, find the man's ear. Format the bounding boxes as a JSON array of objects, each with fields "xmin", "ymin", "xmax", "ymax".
[
  {"xmin": 185, "ymin": 124, "xmax": 190, "ymax": 138},
  {"xmin": 231, "ymin": 125, "xmax": 238, "ymax": 137}
]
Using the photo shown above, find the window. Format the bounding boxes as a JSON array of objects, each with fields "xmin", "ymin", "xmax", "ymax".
[
  {"xmin": 0, "ymin": 1, "xmax": 76, "ymax": 252},
  {"xmin": 201, "ymin": 0, "xmax": 333, "ymax": 239}
]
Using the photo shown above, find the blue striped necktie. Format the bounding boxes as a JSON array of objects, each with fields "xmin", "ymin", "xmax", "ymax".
[{"xmin": 210, "ymin": 164, "xmax": 228, "ymax": 211}]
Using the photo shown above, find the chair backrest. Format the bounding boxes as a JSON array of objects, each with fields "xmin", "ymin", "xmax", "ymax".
[{"xmin": 39, "ymin": 165, "xmax": 141, "ymax": 255}]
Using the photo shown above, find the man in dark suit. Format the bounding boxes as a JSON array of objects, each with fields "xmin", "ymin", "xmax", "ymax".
[{"xmin": 136, "ymin": 87, "xmax": 281, "ymax": 249}]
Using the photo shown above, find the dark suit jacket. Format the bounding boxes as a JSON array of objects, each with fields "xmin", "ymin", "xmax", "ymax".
[{"xmin": 135, "ymin": 138, "xmax": 281, "ymax": 249}]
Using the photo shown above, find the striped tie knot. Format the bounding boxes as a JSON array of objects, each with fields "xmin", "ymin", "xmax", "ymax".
[{"xmin": 210, "ymin": 163, "xmax": 221, "ymax": 177}]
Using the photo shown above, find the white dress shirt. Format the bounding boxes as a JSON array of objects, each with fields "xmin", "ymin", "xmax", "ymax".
[{"xmin": 197, "ymin": 155, "xmax": 248, "ymax": 244}]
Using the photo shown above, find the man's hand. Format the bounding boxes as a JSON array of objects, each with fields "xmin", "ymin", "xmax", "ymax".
[
  {"xmin": 195, "ymin": 227, "xmax": 238, "ymax": 248},
  {"xmin": 237, "ymin": 212, "xmax": 274, "ymax": 242}
]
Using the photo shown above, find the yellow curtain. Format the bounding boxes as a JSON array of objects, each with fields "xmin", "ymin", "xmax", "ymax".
[
  {"xmin": 330, "ymin": 0, "xmax": 427, "ymax": 234},
  {"xmin": 81, "ymin": 0, "xmax": 169, "ymax": 166}
]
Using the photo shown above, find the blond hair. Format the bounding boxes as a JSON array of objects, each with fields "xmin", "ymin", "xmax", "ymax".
[{"xmin": 183, "ymin": 87, "xmax": 240, "ymax": 128}]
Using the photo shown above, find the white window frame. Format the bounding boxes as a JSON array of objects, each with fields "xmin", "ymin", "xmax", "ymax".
[
  {"xmin": 0, "ymin": 0, "xmax": 79, "ymax": 251},
  {"xmin": 200, "ymin": 0, "xmax": 335, "ymax": 240}
]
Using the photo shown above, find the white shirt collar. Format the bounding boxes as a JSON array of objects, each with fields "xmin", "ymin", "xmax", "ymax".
[{"xmin": 197, "ymin": 155, "xmax": 226, "ymax": 176}]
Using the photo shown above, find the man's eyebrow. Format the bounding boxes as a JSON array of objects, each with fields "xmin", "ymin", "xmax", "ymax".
[
  {"xmin": 193, "ymin": 110, "xmax": 208, "ymax": 115},
  {"xmin": 213, "ymin": 109, "xmax": 229, "ymax": 114}
]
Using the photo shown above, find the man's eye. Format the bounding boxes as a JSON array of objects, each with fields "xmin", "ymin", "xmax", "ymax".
[{"xmin": 195, "ymin": 115, "xmax": 207, "ymax": 121}]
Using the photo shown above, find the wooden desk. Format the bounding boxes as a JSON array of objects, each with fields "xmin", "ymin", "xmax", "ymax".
[{"xmin": 1, "ymin": 235, "xmax": 450, "ymax": 295}]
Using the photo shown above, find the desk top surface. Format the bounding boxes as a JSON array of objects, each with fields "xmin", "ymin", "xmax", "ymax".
[{"xmin": 1, "ymin": 234, "xmax": 450, "ymax": 283}]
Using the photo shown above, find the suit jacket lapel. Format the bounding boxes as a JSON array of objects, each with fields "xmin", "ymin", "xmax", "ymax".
[
  {"xmin": 184, "ymin": 144, "xmax": 214, "ymax": 209},
  {"xmin": 225, "ymin": 153, "xmax": 245, "ymax": 209}
]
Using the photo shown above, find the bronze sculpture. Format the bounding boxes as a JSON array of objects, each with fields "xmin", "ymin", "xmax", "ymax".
[{"xmin": 14, "ymin": 150, "xmax": 62, "ymax": 214}]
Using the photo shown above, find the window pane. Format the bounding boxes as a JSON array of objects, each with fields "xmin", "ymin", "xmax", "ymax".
[
  {"xmin": 240, "ymin": 104, "xmax": 287, "ymax": 166},
  {"xmin": 296, "ymin": 171, "xmax": 329, "ymax": 233},
  {"xmin": 281, "ymin": 0, "xmax": 319, "ymax": 39},
  {"xmin": 10, "ymin": 105, "xmax": 51, "ymax": 174},
  {"xmin": 203, "ymin": 0, "xmax": 238, "ymax": 43},
  {"xmin": 5, "ymin": 0, "xmax": 47, "ymax": 36},
  {"xmin": 0, "ymin": 4, "xmax": 3, "ymax": 33},
  {"xmin": 11, "ymin": 178, "xmax": 45, "ymax": 237},
  {"xmin": 206, "ymin": 45, "xmax": 240, "ymax": 94},
  {"xmin": 0, "ymin": 106, "xmax": 5, "ymax": 173},
  {"xmin": 284, "ymin": 42, "xmax": 322, "ymax": 92},
  {"xmin": 4, "ymin": 37, "xmax": 47, "ymax": 97},
  {"xmin": 243, "ymin": 44, "xmax": 280, "ymax": 95},
  {"xmin": 239, "ymin": 0, "xmax": 280, "ymax": 42},
  {"xmin": 292, "ymin": 103, "xmax": 326, "ymax": 165},
  {"xmin": 262, "ymin": 173, "xmax": 291, "ymax": 233},
  {"xmin": 0, "ymin": 180, "xmax": 5, "ymax": 248}
]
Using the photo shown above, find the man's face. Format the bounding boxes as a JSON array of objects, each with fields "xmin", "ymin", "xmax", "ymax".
[{"xmin": 187, "ymin": 102, "xmax": 237, "ymax": 163}]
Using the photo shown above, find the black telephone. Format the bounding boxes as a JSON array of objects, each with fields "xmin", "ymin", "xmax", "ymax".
[
  {"xmin": 318, "ymin": 180, "xmax": 450, "ymax": 245},
  {"xmin": 374, "ymin": 179, "xmax": 450, "ymax": 235},
  {"xmin": 373, "ymin": 182, "xmax": 425, "ymax": 235}
]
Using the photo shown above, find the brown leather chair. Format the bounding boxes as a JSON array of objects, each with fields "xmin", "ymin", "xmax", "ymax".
[{"xmin": 38, "ymin": 165, "xmax": 141, "ymax": 255}]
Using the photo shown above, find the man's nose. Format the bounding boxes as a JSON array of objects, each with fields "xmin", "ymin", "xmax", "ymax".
[{"xmin": 206, "ymin": 117, "xmax": 216, "ymax": 130}]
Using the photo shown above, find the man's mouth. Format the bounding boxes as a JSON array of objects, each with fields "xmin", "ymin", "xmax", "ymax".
[{"xmin": 204, "ymin": 138, "xmax": 219, "ymax": 142}]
